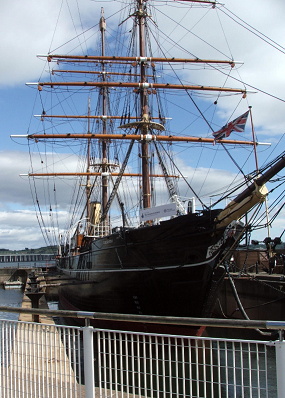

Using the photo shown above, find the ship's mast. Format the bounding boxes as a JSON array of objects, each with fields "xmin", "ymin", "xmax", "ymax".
[
  {"xmin": 249, "ymin": 106, "xmax": 272, "ymax": 256},
  {"xmin": 86, "ymin": 97, "xmax": 91, "ymax": 222},
  {"xmin": 138, "ymin": 0, "xmax": 151, "ymax": 209},
  {"xmin": 100, "ymin": 8, "xmax": 108, "ymax": 217}
]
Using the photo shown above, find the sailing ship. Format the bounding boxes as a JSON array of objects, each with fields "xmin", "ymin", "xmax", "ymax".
[{"xmin": 16, "ymin": 0, "xmax": 285, "ymax": 332}]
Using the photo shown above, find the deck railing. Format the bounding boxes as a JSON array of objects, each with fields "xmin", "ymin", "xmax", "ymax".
[
  {"xmin": 86, "ymin": 220, "xmax": 112, "ymax": 238},
  {"xmin": 0, "ymin": 307, "xmax": 285, "ymax": 398}
]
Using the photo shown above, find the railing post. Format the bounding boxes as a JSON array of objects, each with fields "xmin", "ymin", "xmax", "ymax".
[
  {"xmin": 83, "ymin": 321, "xmax": 95, "ymax": 398},
  {"xmin": 275, "ymin": 332, "xmax": 285, "ymax": 398}
]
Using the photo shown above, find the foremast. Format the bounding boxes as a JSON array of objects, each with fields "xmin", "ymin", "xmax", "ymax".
[{"xmin": 86, "ymin": 8, "xmax": 109, "ymax": 238}]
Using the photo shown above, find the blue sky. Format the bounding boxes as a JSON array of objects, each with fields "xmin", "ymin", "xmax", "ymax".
[{"xmin": 1, "ymin": 0, "xmax": 285, "ymax": 250}]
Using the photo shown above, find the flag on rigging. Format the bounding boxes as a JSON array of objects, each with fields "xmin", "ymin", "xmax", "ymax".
[{"xmin": 212, "ymin": 110, "xmax": 249, "ymax": 144}]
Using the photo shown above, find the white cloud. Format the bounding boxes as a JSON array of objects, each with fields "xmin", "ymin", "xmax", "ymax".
[
  {"xmin": 0, "ymin": 210, "xmax": 45, "ymax": 249},
  {"xmin": 0, "ymin": 209, "xmax": 70, "ymax": 250},
  {"xmin": 0, "ymin": 0, "xmax": 119, "ymax": 86},
  {"xmin": 0, "ymin": 150, "xmax": 81, "ymax": 207}
]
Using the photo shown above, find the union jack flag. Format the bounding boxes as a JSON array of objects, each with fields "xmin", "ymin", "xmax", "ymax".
[{"xmin": 213, "ymin": 111, "xmax": 249, "ymax": 144}]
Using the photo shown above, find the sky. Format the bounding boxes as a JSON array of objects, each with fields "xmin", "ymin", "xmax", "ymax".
[{"xmin": 1, "ymin": 0, "xmax": 285, "ymax": 250}]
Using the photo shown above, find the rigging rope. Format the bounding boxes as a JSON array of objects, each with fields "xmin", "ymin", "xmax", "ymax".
[
  {"xmin": 158, "ymin": 141, "xmax": 209, "ymax": 209},
  {"xmin": 152, "ymin": 4, "xmax": 285, "ymax": 104},
  {"xmin": 100, "ymin": 128, "xmax": 139, "ymax": 222},
  {"xmin": 148, "ymin": 15, "xmax": 249, "ymax": 182},
  {"xmin": 220, "ymin": 6, "xmax": 285, "ymax": 55}
]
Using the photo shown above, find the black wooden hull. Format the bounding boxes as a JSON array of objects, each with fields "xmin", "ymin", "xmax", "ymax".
[{"xmin": 57, "ymin": 211, "xmax": 240, "ymax": 332}]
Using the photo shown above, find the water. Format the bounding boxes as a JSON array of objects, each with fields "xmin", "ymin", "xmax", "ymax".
[{"xmin": 0, "ymin": 285, "xmax": 24, "ymax": 320}]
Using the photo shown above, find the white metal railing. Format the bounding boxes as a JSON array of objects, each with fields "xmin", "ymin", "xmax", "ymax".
[
  {"xmin": 96, "ymin": 330, "xmax": 277, "ymax": 398},
  {"xmin": 0, "ymin": 320, "xmax": 83, "ymax": 398},
  {"xmin": 86, "ymin": 220, "xmax": 112, "ymax": 238},
  {"xmin": 0, "ymin": 317, "xmax": 282, "ymax": 398}
]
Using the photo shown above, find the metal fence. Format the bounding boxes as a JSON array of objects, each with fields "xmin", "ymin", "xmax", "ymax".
[
  {"xmin": 96, "ymin": 330, "xmax": 277, "ymax": 398},
  {"xmin": 0, "ymin": 320, "xmax": 83, "ymax": 398},
  {"xmin": 0, "ymin": 317, "xmax": 282, "ymax": 398}
]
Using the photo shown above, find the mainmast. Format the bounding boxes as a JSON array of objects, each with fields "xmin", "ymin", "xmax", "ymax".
[
  {"xmin": 99, "ymin": 8, "xmax": 108, "ymax": 217},
  {"xmin": 138, "ymin": 0, "xmax": 151, "ymax": 209},
  {"xmin": 86, "ymin": 97, "xmax": 91, "ymax": 222}
]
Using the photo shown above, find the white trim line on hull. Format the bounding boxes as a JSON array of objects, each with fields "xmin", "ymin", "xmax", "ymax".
[{"xmin": 57, "ymin": 250, "xmax": 221, "ymax": 274}]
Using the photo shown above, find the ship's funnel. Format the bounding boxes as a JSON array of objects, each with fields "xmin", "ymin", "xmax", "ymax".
[{"xmin": 90, "ymin": 201, "xmax": 101, "ymax": 225}]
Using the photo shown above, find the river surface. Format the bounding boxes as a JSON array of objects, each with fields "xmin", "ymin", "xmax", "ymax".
[{"xmin": 0, "ymin": 285, "xmax": 24, "ymax": 320}]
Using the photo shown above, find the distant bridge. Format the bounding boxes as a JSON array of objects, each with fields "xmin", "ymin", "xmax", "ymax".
[
  {"xmin": 0, "ymin": 253, "xmax": 55, "ymax": 264},
  {"xmin": 0, "ymin": 253, "xmax": 56, "ymax": 283}
]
